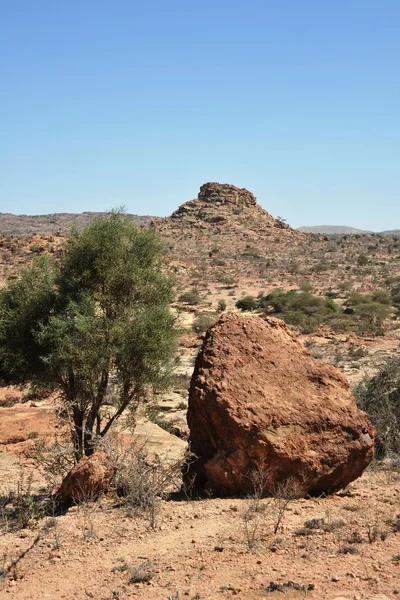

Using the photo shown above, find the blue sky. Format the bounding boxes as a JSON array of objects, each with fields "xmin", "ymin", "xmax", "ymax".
[{"xmin": 1, "ymin": 1, "xmax": 399, "ymax": 230}]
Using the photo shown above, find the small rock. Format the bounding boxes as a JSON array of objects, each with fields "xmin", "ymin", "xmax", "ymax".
[{"xmin": 56, "ymin": 451, "xmax": 114, "ymax": 504}]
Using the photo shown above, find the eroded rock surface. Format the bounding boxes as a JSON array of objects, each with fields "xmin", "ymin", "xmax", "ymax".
[
  {"xmin": 57, "ymin": 451, "xmax": 114, "ymax": 504},
  {"xmin": 169, "ymin": 182, "xmax": 287, "ymax": 228},
  {"xmin": 186, "ymin": 313, "xmax": 374, "ymax": 496}
]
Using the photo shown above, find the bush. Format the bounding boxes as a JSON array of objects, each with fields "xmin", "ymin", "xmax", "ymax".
[
  {"xmin": 259, "ymin": 289, "xmax": 340, "ymax": 333},
  {"xmin": 217, "ymin": 299, "xmax": 227, "ymax": 312},
  {"xmin": 0, "ymin": 473, "xmax": 43, "ymax": 531},
  {"xmin": 235, "ymin": 287, "xmax": 394, "ymax": 336},
  {"xmin": 0, "ymin": 393, "xmax": 20, "ymax": 407},
  {"xmin": 345, "ymin": 292, "xmax": 393, "ymax": 335},
  {"xmin": 312, "ymin": 261, "xmax": 330, "ymax": 272},
  {"xmin": 192, "ymin": 313, "xmax": 217, "ymax": 334},
  {"xmin": 354, "ymin": 359, "xmax": 400, "ymax": 458},
  {"xmin": 236, "ymin": 296, "xmax": 259, "ymax": 311},
  {"xmin": 241, "ymin": 246, "xmax": 262, "ymax": 259},
  {"xmin": 107, "ymin": 440, "xmax": 187, "ymax": 529},
  {"xmin": 178, "ymin": 290, "xmax": 202, "ymax": 305}
]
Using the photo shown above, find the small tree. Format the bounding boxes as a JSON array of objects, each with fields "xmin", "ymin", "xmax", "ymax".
[
  {"xmin": 354, "ymin": 359, "xmax": 400, "ymax": 457},
  {"xmin": 0, "ymin": 211, "xmax": 177, "ymax": 460}
]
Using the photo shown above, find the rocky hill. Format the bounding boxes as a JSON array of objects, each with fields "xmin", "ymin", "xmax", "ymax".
[
  {"xmin": 166, "ymin": 182, "xmax": 291, "ymax": 231},
  {"xmin": 0, "ymin": 211, "xmax": 157, "ymax": 235},
  {"xmin": 168, "ymin": 182, "xmax": 285, "ymax": 230},
  {"xmin": 2, "ymin": 183, "xmax": 400, "ymax": 298},
  {"xmin": 155, "ymin": 182, "xmax": 305, "ymax": 282}
]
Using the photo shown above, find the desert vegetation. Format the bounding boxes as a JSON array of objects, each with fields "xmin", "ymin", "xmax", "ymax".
[
  {"xmin": 0, "ymin": 211, "xmax": 177, "ymax": 459},
  {"xmin": 236, "ymin": 287, "xmax": 395, "ymax": 335},
  {"xmin": 0, "ymin": 188, "xmax": 399, "ymax": 599}
]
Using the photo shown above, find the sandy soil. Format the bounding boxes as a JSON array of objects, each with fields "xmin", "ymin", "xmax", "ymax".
[{"xmin": 0, "ymin": 469, "xmax": 399, "ymax": 600}]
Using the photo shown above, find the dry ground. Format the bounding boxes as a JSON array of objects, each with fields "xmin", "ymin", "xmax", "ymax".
[
  {"xmin": 1, "ymin": 220, "xmax": 400, "ymax": 599},
  {"xmin": 0, "ymin": 332, "xmax": 399, "ymax": 600},
  {"xmin": 0, "ymin": 470, "xmax": 399, "ymax": 600}
]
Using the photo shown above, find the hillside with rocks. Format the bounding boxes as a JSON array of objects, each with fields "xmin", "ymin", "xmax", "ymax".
[
  {"xmin": 0, "ymin": 182, "xmax": 400, "ymax": 600},
  {"xmin": 157, "ymin": 181, "xmax": 300, "ymax": 237},
  {"xmin": 0, "ymin": 211, "xmax": 157, "ymax": 235},
  {"xmin": 2, "ymin": 182, "xmax": 400, "ymax": 304},
  {"xmin": 154, "ymin": 182, "xmax": 307, "ymax": 285}
]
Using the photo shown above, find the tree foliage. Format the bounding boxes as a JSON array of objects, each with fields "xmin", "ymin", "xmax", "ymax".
[
  {"xmin": 354, "ymin": 359, "xmax": 400, "ymax": 457},
  {"xmin": 0, "ymin": 211, "xmax": 177, "ymax": 459}
]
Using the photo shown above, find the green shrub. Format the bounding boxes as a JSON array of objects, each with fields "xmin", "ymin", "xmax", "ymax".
[
  {"xmin": 235, "ymin": 287, "xmax": 394, "ymax": 337},
  {"xmin": 212, "ymin": 258, "xmax": 226, "ymax": 267},
  {"xmin": 345, "ymin": 292, "xmax": 393, "ymax": 335},
  {"xmin": 299, "ymin": 281, "xmax": 313, "ymax": 292},
  {"xmin": 354, "ymin": 360, "xmax": 400, "ymax": 457},
  {"xmin": 357, "ymin": 254, "xmax": 369, "ymax": 266},
  {"xmin": 259, "ymin": 289, "xmax": 340, "ymax": 333},
  {"xmin": 236, "ymin": 296, "xmax": 259, "ymax": 311},
  {"xmin": 241, "ymin": 246, "xmax": 262, "ymax": 259},
  {"xmin": 217, "ymin": 299, "xmax": 227, "ymax": 312},
  {"xmin": 312, "ymin": 261, "xmax": 330, "ymax": 272},
  {"xmin": 178, "ymin": 290, "xmax": 202, "ymax": 305},
  {"xmin": 192, "ymin": 314, "xmax": 217, "ymax": 334}
]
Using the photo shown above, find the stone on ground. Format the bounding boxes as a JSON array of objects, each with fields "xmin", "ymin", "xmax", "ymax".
[
  {"xmin": 186, "ymin": 313, "xmax": 374, "ymax": 496},
  {"xmin": 57, "ymin": 451, "xmax": 114, "ymax": 504}
]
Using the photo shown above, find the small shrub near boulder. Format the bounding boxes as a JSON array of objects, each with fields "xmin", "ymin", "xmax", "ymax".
[
  {"xmin": 192, "ymin": 313, "xmax": 217, "ymax": 334},
  {"xmin": 354, "ymin": 359, "xmax": 400, "ymax": 458},
  {"xmin": 236, "ymin": 295, "xmax": 259, "ymax": 311}
]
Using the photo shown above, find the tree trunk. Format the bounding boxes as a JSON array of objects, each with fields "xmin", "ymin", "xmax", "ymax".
[
  {"xmin": 84, "ymin": 425, "xmax": 95, "ymax": 457},
  {"xmin": 72, "ymin": 408, "xmax": 84, "ymax": 462}
]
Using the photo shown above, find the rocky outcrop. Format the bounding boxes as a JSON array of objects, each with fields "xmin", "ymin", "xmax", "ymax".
[
  {"xmin": 197, "ymin": 182, "xmax": 257, "ymax": 207},
  {"xmin": 186, "ymin": 313, "xmax": 374, "ymax": 496},
  {"xmin": 155, "ymin": 182, "xmax": 304, "ymax": 282},
  {"xmin": 57, "ymin": 451, "xmax": 114, "ymax": 504},
  {"xmin": 169, "ymin": 182, "xmax": 285, "ymax": 229}
]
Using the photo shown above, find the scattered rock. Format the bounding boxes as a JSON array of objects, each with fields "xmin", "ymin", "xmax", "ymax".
[
  {"xmin": 265, "ymin": 581, "xmax": 314, "ymax": 593},
  {"xmin": 56, "ymin": 451, "xmax": 114, "ymax": 504},
  {"xmin": 186, "ymin": 313, "xmax": 374, "ymax": 496}
]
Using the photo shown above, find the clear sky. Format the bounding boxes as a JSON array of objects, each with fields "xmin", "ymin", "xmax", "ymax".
[{"xmin": 1, "ymin": 1, "xmax": 399, "ymax": 230}]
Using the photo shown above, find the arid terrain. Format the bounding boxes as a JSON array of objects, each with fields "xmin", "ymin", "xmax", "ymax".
[
  {"xmin": 0, "ymin": 212, "xmax": 157, "ymax": 236},
  {"xmin": 1, "ymin": 183, "xmax": 399, "ymax": 599}
]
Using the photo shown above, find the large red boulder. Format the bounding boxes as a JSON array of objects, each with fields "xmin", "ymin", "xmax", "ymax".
[
  {"xmin": 186, "ymin": 314, "xmax": 374, "ymax": 496},
  {"xmin": 57, "ymin": 451, "xmax": 114, "ymax": 504}
]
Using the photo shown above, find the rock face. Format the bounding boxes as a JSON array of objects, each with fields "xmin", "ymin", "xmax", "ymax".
[
  {"xmin": 186, "ymin": 314, "xmax": 374, "ymax": 496},
  {"xmin": 198, "ymin": 182, "xmax": 257, "ymax": 207},
  {"xmin": 169, "ymin": 182, "xmax": 286, "ymax": 228},
  {"xmin": 57, "ymin": 451, "xmax": 114, "ymax": 504}
]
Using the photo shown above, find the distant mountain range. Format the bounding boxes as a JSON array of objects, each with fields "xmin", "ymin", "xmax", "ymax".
[{"xmin": 297, "ymin": 225, "xmax": 400, "ymax": 236}]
